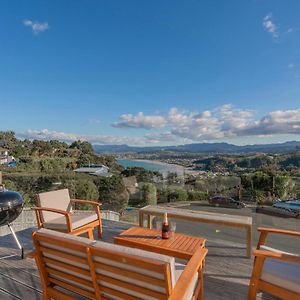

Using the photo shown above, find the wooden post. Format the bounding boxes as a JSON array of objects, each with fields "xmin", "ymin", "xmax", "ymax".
[
  {"xmin": 139, "ymin": 210, "xmax": 144, "ymax": 227},
  {"xmin": 246, "ymin": 226, "xmax": 252, "ymax": 258},
  {"xmin": 147, "ymin": 214, "xmax": 153, "ymax": 229},
  {"xmin": 0, "ymin": 171, "xmax": 2, "ymax": 185}
]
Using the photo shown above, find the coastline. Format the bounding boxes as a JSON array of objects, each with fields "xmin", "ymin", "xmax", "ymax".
[{"xmin": 118, "ymin": 158, "xmax": 197, "ymax": 175}]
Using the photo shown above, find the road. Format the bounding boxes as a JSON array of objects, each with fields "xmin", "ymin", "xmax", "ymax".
[{"xmin": 172, "ymin": 204, "xmax": 300, "ymax": 254}]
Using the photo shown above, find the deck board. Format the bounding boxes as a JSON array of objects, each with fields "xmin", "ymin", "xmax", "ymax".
[
  {"xmin": 0, "ymin": 270, "xmax": 41, "ymax": 299},
  {"xmin": 0, "ymin": 219, "xmax": 280, "ymax": 299}
]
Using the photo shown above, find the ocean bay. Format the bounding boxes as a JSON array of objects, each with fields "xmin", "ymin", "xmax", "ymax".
[{"xmin": 117, "ymin": 159, "xmax": 185, "ymax": 176}]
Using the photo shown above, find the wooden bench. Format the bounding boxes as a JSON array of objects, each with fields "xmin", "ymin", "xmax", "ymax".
[
  {"xmin": 33, "ymin": 228, "xmax": 208, "ymax": 300},
  {"xmin": 139, "ymin": 205, "xmax": 252, "ymax": 258}
]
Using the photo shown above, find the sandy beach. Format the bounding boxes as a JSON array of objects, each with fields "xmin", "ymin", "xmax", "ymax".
[{"xmin": 120, "ymin": 158, "xmax": 198, "ymax": 176}]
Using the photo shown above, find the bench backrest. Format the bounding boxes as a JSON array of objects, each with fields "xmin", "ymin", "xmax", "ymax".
[
  {"xmin": 33, "ymin": 228, "xmax": 96, "ymax": 299},
  {"xmin": 33, "ymin": 229, "xmax": 175, "ymax": 300},
  {"xmin": 89, "ymin": 241, "xmax": 174, "ymax": 300}
]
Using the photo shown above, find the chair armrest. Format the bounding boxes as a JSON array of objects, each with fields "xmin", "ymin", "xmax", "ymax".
[
  {"xmin": 169, "ymin": 248, "xmax": 208, "ymax": 300},
  {"xmin": 32, "ymin": 207, "xmax": 72, "ymax": 230},
  {"xmin": 258, "ymin": 227, "xmax": 300, "ymax": 237},
  {"xmin": 33, "ymin": 207, "xmax": 71, "ymax": 216},
  {"xmin": 256, "ymin": 227, "xmax": 300, "ymax": 249},
  {"xmin": 253, "ymin": 249, "xmax": 300, "ymax": 264},
  {"xmin": 70, "ymin": 199, "xmax": 102, "ymax": 206}
]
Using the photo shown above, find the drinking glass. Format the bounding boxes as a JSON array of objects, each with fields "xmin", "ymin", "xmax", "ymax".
[
  {"xmin": 156, "ymin": 220, "xmax": 162, "ymax": 230},
  {"xmin": 169, "ymin": 221, "xmax": 176, "ymax": 240},
  {"xmin": 156, "ymin": 220, "xmax": 162, "ymax": 239}
]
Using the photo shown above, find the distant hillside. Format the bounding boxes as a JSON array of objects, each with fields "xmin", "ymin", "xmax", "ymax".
[{"xmin": 93, "ymin": 141, "xmax": 300, "ymax": 154}]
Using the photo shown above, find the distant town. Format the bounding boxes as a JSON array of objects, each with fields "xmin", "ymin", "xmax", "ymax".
[{"xmin": 1, "ymin": 131, "xmax": 300, "ymax": 217}]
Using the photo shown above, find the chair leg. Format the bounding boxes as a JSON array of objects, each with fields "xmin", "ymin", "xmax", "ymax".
[
  {"xmin": 98, "ymin": 224, "xmax": 102, "ymax": 239},
  {"xmin": 247, "ymin": 284, "xmax": 257, "ymax": 300},
  {"xmin": 248, "ymin": 256, "xmax": 265, "ymax": 300},
  {"xmin": 87, "ymin": 229, "xmax": 94, "ymax": 240},
  {"xmin": 42, "ymin": 293, "xmax": 51, "ymax": 300},
  {"xmin": 199, "ymin": 270, "xmax": 204, "ymax": 300}
]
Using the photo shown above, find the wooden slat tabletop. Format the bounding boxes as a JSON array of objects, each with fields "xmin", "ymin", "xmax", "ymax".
[{"xmin": 114, "ymin": 226, "xmax": 206, "ymax": 260}]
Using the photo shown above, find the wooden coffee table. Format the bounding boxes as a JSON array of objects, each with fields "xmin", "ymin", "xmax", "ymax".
[{"xmin": 114, "ymin": 226, "xmax": 206, "ymax": 260}]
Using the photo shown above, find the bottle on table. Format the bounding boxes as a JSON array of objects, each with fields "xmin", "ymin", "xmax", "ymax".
[{"xmin": 161, "ymin": 213, "xmax": 170, "ymax": 239}]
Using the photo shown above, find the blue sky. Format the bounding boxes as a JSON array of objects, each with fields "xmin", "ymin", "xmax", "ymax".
[{"xmin": 1, "ymin": 0, "xmax": 300, "ymax": 146}]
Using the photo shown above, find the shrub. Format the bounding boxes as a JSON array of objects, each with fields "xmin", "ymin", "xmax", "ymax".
[
  {"xmin": 168, "ymin": 188, "xmax": 188, "ymax": 202},
  {"xmin": 187, "ymin": 190, "xmax": 209, "ymax": 201},
  {"xmin": 141, "ymin": 183, "xmax": 157, "ymax": 205}
]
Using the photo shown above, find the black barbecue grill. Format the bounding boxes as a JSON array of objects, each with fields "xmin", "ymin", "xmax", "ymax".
[{"xmin": 0, "ymin": 186, "xmax": 24, "ymax": 258}]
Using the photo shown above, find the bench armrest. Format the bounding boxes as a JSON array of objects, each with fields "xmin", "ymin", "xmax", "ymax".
[
  {"xmin": 33, "ymin": 207, "xmax": 72, "ymax": 230},
  {"xmin": 169, "ymin": 248, "xmax": 208, "ymax": 300},
  {"xmin": 257, "ymin": 227, "xmax": 300, "ymax": 249}
]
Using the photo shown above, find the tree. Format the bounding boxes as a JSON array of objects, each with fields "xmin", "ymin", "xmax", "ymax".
[
  {"xmin": 121, "ymin": 167, "xmax": 160, "ymax": 183},
  {"xmin": 187, "ymin": 190, "xmax": 209, "ymax": 201},
  {"xmin": 75, "ymin": 179, "xmax": 99, "ymax": 200},
  {"xmin": 167, "ymin": 172, "xmax": 178, "ymax": 184},
  {"xmin": 274, "ymin": 175, "xmax": 291, "ymax": 198},
  {"xmin": 70, "ymin": 140, "xmax": 94, "ymax": 155},
  {"xmin": 94, "ymin": 175, "xmax": 129, "ymax": 212},
  {"xmin": 74, "ymin": 179, "xmax": 99, "ymax": 210},
  {"xmin": 141, "ymin": 183, "xmax": 157, "ymax": 205},
  {"xmin": 0, "ymin": 131, "xmax": 18, "ymax": 149},
  {"xmin": 168, "ymin": 188, "xmax": 188, "ymax": 202},
  {"xmin": 252, "ymin": 171, "xmax": 272, "ymax": 191},
  {"xmin": 77, "ymin": 153, "xmax": 92, "ymax": 167}
]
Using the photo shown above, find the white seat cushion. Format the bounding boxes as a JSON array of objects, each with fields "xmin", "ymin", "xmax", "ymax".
[
  {"xmin": 36, "ymin": 229, "xmax": 96, "ymax": 293},
  {"xmin": 37, "ymin": 189, "xmax": 72, "ymax": 223},
  {"xmin": 260, "ymin": 245, "xmax": 298, "ymax": 256},
  {"xmin": 92, "ymin": 240, "xmax": 176, "ymax": 299},
  {"xmin": 261, "ymin": 259, "xmax": 300, "ymax": 294},
  {"xmin": 260, "ymin": 245, "xmax": 300, "ymax": 294},
  {"xmin": 175, "ymin": 263, "xmax": 198, "ymax": 300},
  {"xmin": 44, "ymin": 212, "xmax": 98, "ymax": 230}
]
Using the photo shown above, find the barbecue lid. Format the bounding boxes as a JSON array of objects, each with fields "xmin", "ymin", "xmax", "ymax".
[{"xmin": 0, "ymin": 189, "xmax": 24, "ymax": 211}]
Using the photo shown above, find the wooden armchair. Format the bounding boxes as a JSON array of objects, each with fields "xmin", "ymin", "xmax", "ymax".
[
  {"xmin": 33, "ymin": 228, "xmax": 207, "ymax": 300},
  {"xmin": 34, "ymin": 189, "xmax": 102, "ymax": 239},
  {"xmin": 248, "ymin": 227, "xmax": 300, "ymax": 300}
]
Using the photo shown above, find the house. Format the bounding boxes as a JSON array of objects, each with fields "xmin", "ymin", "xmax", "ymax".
[
  {"xmin": 0, "ymin": 148, "xmax": 8, "ymax": 157},
  {"xmin": 0, "ymin": 148, "xmax": 15, "ymax": 166},
  {"xmin": 74, "ymin": 164, "xmax": 110, "ymax": 177},
  {"xmin": 122, "ymin": 176, "xmax": 138, "ymax": 194}
]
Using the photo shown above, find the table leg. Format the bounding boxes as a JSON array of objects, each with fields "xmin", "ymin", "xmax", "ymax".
[
  {"xmin": 139, "ymin": 211, "xmax": 144, "ymax": 227},
  {"xmin": 246, "ymin": 226, "xmax": 252, "ymax": 258},
  {"xmin": 147, "ymin": 215, "xmax": 153, "ymax": 229}
]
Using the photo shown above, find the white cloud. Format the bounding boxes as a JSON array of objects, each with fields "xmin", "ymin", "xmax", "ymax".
[
  {"xmin": 18, "ymin": 129, "xmax": 150, "ymax": 146},
  {"xmin": 288, "ymin": 63, "xmax": 295, "ymax": 69},
  {"xmin": 287, "ymin": 27, "xmax": 293, "ymax": 33},
  {"xmin": 111, "ymin": 105, "xmax": 300, "ymax": 143},
  {"xmin": 112, "ymin": 112, "xmax": 166, "ymax": 129},
  {"xmin": 18, "ymin": 106, "xmax": 300, "ymax": 146},
  {"xmin": 263, "ymin": 14, "xmax": 279, "ymax": 38},
  {"xmin": 23, "ymin": 19, "xmax": 49, "ymax": 34},
  {"xmin": 166, "ymin": 105, "xmax": 254, "ymax": 141},
  {"xmin": 144, "ymin": 132, "xmax": 190, "ymax": 144},
  {"xmin": 238, "ymin": 109, "xmax": 300, "ymax": 136}
]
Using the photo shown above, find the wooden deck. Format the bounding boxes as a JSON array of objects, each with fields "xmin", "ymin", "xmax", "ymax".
[{"xmin": 0, "ymin": 219, "xmax": 278, "ymax": 300}]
